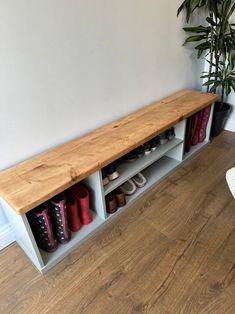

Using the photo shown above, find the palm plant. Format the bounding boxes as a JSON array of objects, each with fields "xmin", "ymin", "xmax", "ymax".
[{"xmin": 177, "ymin": 0, "xmax": 235, "ymax": 110}]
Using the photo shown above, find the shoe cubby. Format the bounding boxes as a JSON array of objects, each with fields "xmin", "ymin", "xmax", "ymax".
[
  {"xmin": 0, "ymin": 91, "xmax": 218, "ymax": 273},
  {"xmin": 39, "ymin": 210, "xmax": 104, "ymax": 269},
  {"xmin": 39, "ymin": 172, "xmax": 107, "ymax": 269},
  {"xmin": 104, "ymin": 146, "xmax": 183, "ymax": 218},
  {"xmin": 104, "ymin": 121, "xmax": 185, "ymax": 196},
  {"xmin": 2, "ymin": 172, "xmax": 107, "ymax": 273},
  {"xmin": 183, "ymin": 104, "xmax": 214, "ymax": 160}
]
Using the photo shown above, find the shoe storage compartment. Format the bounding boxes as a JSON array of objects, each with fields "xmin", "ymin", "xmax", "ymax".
[
  {"xmin": 104, "ymin": 120, "xmax": 185, "ymax": 196},
  {"xmin": 183, "ymin": 104, "xmax": 214, "ymax": 160},
  {"xmin": 105, "ymin": 145, "xmax": 183, "ymax": 218},
  {"xmin": 0, "ymin": 90, "xmax": 218, "ymax": 273},
  {"xmin": 2, "ymin": 173, "xmax": 107, "ymax": 273},
  {"xmin": 40, "ymin": 172, "xmax": 107, "ymax": 271}
]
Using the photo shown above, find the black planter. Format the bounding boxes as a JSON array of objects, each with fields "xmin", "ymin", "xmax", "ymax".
[{"xmin": 210, "ymin": 102, "xmax": 231, "ymax": 137}]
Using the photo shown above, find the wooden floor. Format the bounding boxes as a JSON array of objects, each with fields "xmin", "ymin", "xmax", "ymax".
[{"xmin": 1, "ymin": 131, "xmax": 235, "ymax": 314}]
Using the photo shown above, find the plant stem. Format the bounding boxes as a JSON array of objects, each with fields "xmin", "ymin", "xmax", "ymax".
[{"xmin": 208, "ymin": 11, "xmax": 214, "ymax": 93}]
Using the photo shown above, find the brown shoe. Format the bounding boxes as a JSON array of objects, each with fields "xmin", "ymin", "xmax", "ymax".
[
  {"xmin": 114, "ymin": 189, "xmax": 126, "ymax": 207},
  {"xmin": 105, "ymin": 194, "xmax": 117, "ymax": 214}
]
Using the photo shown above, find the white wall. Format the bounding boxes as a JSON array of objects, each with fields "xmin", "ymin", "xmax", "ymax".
[
  {"xmin": 225, "ymin": 93, "xmax": 235, "ymax": 132},
  {"xmin": 0, "ymin": 1, "xmax": 203, "ymax": 235}
]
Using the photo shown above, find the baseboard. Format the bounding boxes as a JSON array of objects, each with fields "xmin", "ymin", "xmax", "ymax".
[{"xmin": 0, "ymin": 224, "xmax": 15, "ymax": 250}]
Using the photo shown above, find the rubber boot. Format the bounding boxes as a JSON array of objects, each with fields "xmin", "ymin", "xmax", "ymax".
[
  {"xmin": 50, "ymin": 194, "xmax": 71, "ymax": 244},
  {"xmin": 199, "ymin": 104, "xmax": 211, "ymax": 142},
  {"xmin": 185, "ymin": 116, "xmax": 194, "ymax": 152},
  {"xmin": 66, "ymin": 193, "xmax": 82, "ymax": 232},
  {"xmin": 27, "ymin": 204, "xmax": 58, "ymax": 253},
  {"xmin": 72, "ymin": 184, "xmax": 93, "ymax": 225},
  {"xmin": 191, "ymin": 110, "xmax": 203, "ymax": 146}
]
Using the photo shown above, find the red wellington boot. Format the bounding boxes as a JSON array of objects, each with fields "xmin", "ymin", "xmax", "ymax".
[
  {"xmin": 50, "ymin": 194, "xmax": 71, "ymax": 244},
  {"xmin": 27, "ymin": 204, "xmax": 58, "ymax": 253},
  {"xmin": 65, "ymin": 193, "xmax": 82, "ymax": 232},
  {"xmin": 198, "ymin": 104, "xmax": 211, "ymax": 142},
  {"xmin": 72, "ymin": 184, "xmax": 93, "ymax": 225},
  {"xmin": 185, "ymin": 116, "xmax": 194, "ymax": 152},
  {"xmin": 191, "ymin": 110, "xmax": 203, "ymax": 146}
]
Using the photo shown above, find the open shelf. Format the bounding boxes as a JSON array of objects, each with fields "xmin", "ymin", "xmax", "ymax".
[
  {"xmin": 104, "ymin": 138, "xmax": 183, "ymax": 195},
  {"xmin": 40, "ymin": 211, "xmax": 104, "ymax": 270},
  {"xmin": 184, "ymin": 141, "xmax": 209, "ymax": 161},
  {"xmin": 107, "ymin": 156, "xmax": 181, "ymax": 219}
]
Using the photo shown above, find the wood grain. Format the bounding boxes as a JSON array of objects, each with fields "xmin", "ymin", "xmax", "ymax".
[
  {"xmin": 0, "ymin": 89, "xmax": 218, "ymax": 214},
  {"xmin": 0, "ymin": 130, "xmax": 234, "ymax": 314}
]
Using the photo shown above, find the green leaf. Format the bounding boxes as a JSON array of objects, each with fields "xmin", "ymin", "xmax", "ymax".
[
  {"xmin": 195, "ymin": 41, "xmax": 211, "ymax": 50},
  {"xmin": 183, "ymin": 25, "xmax": 211, "ymax": 33},
  {"xmin": 206, "ymin": 17, "xmax": 217, "ymax": 26},
  {"xmin": 202, "ymin": 80, "xmax": 217, "ymax": 86},
  {"xmin": 184, "ymin": 35, "xmax": 207, "ymax": 44},
  {"xmin": 177, "ymin": 2, "xmax": 185, "ymax": 16}
]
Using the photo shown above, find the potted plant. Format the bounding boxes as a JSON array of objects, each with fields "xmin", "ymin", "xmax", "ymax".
[{"xmin": 177, "ymin": 0, "xmax": 235, "ymax": 136}]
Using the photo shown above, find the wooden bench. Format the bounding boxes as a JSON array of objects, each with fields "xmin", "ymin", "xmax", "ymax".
[{"xmin": 0, "ymin": 89, "xmax": 218, "ymax": 273}]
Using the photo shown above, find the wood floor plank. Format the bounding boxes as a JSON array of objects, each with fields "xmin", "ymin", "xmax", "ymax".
[
  {"xmin": 0, "ymin": 130, "xmax": 235, "ymax": 314},
  {"xmin": 145, "ymin": 217, "xmax": 234, "ymax": 313}
]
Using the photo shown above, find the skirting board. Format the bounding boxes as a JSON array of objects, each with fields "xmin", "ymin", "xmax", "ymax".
[{"xmin": 0, "ymin": 224, "xmax": 15, "ymax": 250}]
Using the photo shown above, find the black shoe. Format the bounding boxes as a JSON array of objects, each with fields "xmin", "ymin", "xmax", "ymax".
[
  {"xmin": 106, "ymin": 164, "xmax": 119, "ymax": 180},
  {"xmin": 143, "ymin": 143, "xmax": 151, "ymax": 155},
  {"xmin": 121, "ymin": 152, "xmax": 138, "ymax": 162},
  {"xmin": 134, "ymin": 146, "xmax": 145, "ymax": 158},
  {"xmin": 149, "ymin": 139, "xmax": 159, "ymax": 151},
  {"xmin": 158, "ymin": 132, "xmax": 168, "ymax": 145},
  {"xmin": 166, "ymin": 127, "xmax": 175, "ymax": 140}
]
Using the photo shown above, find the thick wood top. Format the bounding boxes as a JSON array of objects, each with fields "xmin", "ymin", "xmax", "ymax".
[{"xmin": 0, "ymin": 89, "xmax": 218, "ymax": 214}]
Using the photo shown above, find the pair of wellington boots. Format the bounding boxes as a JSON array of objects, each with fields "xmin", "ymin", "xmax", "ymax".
[
  {"xmin": 28, "ymin": 184, "xmax": 92, "ymax": 253},
  {"xmin": 185, "ymin": 105, "xmax": 211, "ymax": 153}
]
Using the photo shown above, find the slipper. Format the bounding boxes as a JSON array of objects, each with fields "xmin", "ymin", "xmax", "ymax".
[
  {"xmin": 119, "ymin": 179, "xmax": 137, "ymax": 195},
  {"xmin": 132, "ymin": 172, "xmax": 147, "ymax": 188}
]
